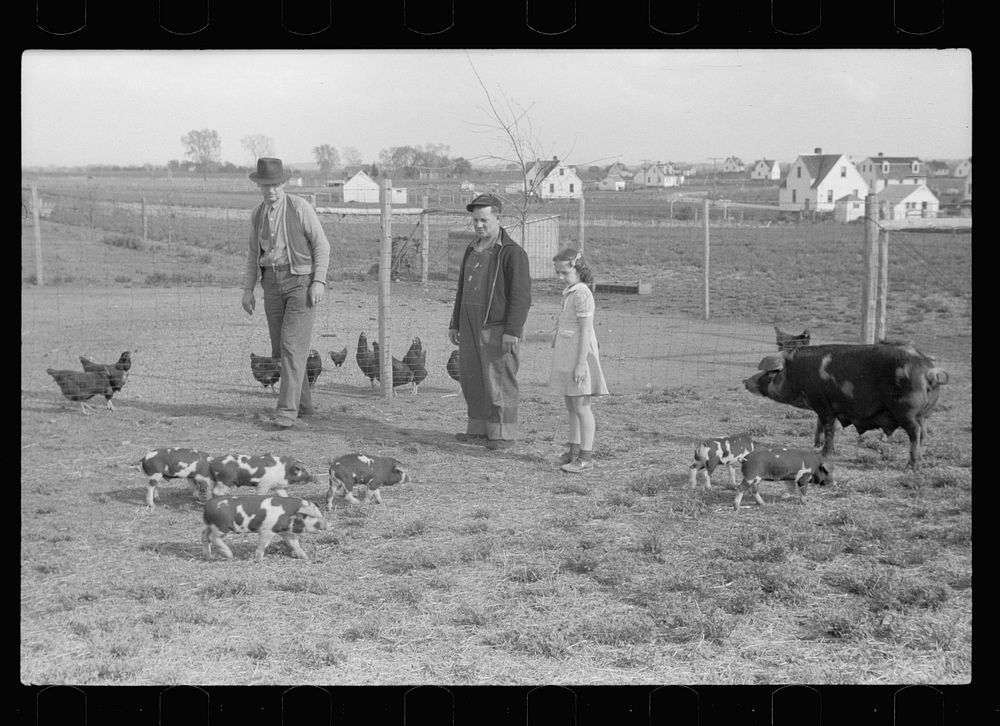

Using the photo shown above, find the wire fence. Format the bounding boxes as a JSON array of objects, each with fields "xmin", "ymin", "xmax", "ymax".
[{"xmin": 21, "ymin": 181, "xmax": 972, "ymax": 398}]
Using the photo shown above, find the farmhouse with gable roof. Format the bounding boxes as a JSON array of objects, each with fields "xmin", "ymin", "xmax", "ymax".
[
  {"xmin": 856, "ymin": 153, "xmax": 927, "ymax": 193},
  {"xmin": 778, "ymin": 147, "xmax": 869, "ymax": 212},
  {"xmin": 749, "ymin": 159, "xmax": 781, "ymax": 181},
  {"xmin": 523, "ymin": 156, "xmax": 583, "ymax": 200},
  {"xmin": 874, "ymin": 184, "xmax": 940, "ymax": 221}
]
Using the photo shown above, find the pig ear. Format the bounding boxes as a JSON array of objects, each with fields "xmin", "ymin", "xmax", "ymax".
[
  {"xmin": 820, "ymin": 463, "xmax": 833, "ymax": 475},
  {"xmin": 758, "ymin": 353, "xmax": 785, "ymax": 372}
]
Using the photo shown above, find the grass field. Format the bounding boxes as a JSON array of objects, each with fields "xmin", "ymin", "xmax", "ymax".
[{"xmin": 20, "ymin": 176, "xmax": 972, "ymax": 686}]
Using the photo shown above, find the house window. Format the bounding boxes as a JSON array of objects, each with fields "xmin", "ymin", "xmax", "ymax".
[
  {"xmin": 792, "ymin": 190, "xmax": 797, "ymax": 203},
  {"xmin": 549, "ymin": 184, "xmax": 554, "ymax": 193},
  {"xmin": 841, "ymin": 166, "xmax": 847, "ymax": 177},
  {"xmin": 912, "ymin": 162, "xmax": 920, "ymax": 173},
  {"xmin": 559, "ymin": 168, "xmax": 564, "ymax": 176},
  {"xmin": 882, "ymin": 162, "xmax": 890, "ymax": 174},
  {"xmin": 796, "ymin": 167, "xmax": 801, "ymax": 178},
  {"xmin": 827, "ymin": 190, "xmax": 833, "ymax": 203},
  {"xmin": 569, "ymin": 183, "xmax": 575, "ymax": 193}
]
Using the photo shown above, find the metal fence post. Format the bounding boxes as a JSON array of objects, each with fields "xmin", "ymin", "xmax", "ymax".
[
  {"xmin": 577, "ymin": 194, "xmax": 585, "ymax": 253},
  {"xmin": 421, "ymin": 195, "xmax": 429, "ymax": 286},
  {"xmin": 378, "ymin": 178, "xmax": 393, "ymax": 398},
  {"xmin": 875, "ymin": 229, "xmax": 888, "ymax": 341},
  {"xmin": 31, "ymin": 185, "xmax": 44, "ymax": 286},
  {"xmin": 703, "ymin": 197, "xmax": 710, "ymax": 320}
]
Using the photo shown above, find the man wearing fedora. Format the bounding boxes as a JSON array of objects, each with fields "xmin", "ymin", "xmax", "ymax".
[
  {"xmin": 241, "ymin": 157, "xmax": 331, "ymax": 428},
  {"xmin": 448, "ymin": 193, "xmax": 532, "ymax": 449}
]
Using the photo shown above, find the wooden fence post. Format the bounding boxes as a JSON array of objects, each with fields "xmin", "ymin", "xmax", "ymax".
[
  {"xmin": 31, "ymin": 185, "xmax": 44, "ymax": 286},
  {"xmin": 703, "ymin": 197, "xmax": 711, "ymax": 320},
  {"xmin": 861, "ymin": 194, "xmax": 879, "ymax": 343},
  {"xmin": 577, "ymin": 195, "xmax": 585, "ymax": 253},
  {"xmin": 421, "ymin": 195, "xmax": 429, "ymax": 286},
  {"xmin": 378, "ymin": 178, "xmax": 393, "ymax": 398}
]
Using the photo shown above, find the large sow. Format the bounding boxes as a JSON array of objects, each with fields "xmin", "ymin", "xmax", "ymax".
[{"xmin": 743, "ymin": 341, "xmax": 949, "ymax": 468}]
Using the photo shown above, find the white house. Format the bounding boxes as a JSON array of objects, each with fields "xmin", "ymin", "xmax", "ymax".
[
  {"xmin": 954, "ymin": 158, "xmax": 972, "ymax": 178},
  {"xmin": 778, "ymin": 148, "xmax": 869, "ymax": 212},
  {"xmin": 637, "ymin": 162, "xmax": 684, "ymax": 187},
  {"xmin": 342, "ymin": 170, "xmax": 407, "ymax": 203},
  {"xmin": 605, "ymin": 161, "xmax": 634, "ymax": 180},
  {"xmin": 749, "ymin": 159, "xmax": 781, "ymax": 181},
  {"xmin": 833, "ymin": 193, "xmax": 866, "ymax": 223},
  {"xmin": 874, "ymin": 184, "xmax": 940, "ymax": 220},
  {"xmin": 525, "ymin": 157, "xmax": 583, "ymax": 200},
  {"xmin": 722, "ymin": 156, "xmax": 745, "ymax": 173},
  {"xmin": 855, "ymin": 153, "xmax": 926, "ymax": 193}
]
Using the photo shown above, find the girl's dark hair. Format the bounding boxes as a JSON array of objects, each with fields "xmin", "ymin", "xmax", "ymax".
[{"xmin": 552, "ymin": 247, "xmax": 594, "ymax": 284}]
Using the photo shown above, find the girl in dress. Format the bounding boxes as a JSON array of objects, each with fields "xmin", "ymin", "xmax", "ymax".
[{"xmin": 549, "ymin": 248, "xmax": 610, "ymax": 473}]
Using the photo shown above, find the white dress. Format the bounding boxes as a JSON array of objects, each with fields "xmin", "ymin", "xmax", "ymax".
[{"xmin": 548, "ymin": 282, "xmax": 610, "ymax": 396}]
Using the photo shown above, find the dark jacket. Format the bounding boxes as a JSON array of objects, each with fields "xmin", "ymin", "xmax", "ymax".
[{"xmin": 449, "ymin": 227, "xmax": 532, "ymax": 338}]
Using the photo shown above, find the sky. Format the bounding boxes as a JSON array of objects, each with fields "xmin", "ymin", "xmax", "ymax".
[{"xmin": 21, "ymin": 49, "xmax": 972, "ymax": 169}]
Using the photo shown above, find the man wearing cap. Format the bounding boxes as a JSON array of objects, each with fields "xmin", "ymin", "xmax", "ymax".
[
  {"xmin": 241, "ymin": 157, "xmax": 331, "ymax": 428},
  {"xmin": 448, "ymin": 194, "xmax": 532, "ymax": 449}
]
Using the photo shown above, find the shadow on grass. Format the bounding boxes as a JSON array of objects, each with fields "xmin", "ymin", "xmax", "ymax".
[{"xmin": 104, "ymin": 486, "xmax": 204, "ymax": 511}]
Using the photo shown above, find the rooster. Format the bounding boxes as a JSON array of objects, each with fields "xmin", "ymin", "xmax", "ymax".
[
  {"xmin": 250, "ymin": 353, "xmax": 281, "ymax": 393},
  {"xmin": 446, "ymin": 349, "xmax": 461, "ymax": 383},
  {"xmin": 47, "ymin": 367, "xmax": 115, "ymax": 414},
  {"xmin": 372, "ymin": 340, "xmax": 414, "ymax": 394},
  {"xmin": 402, "ymin": 337, "xmax": 428, "ymax": 394},
  {"xmin": 79, "ymin": 351, "xmax": 132, "ymax": 396},
  {"xmin": 329, "ymin": 347, "xmax": 348, "ymax": 368},
  {"xmin": 356, "ymin": 333, "xmax": 378, "ymax": 389},
  {"xmin": 306, "ymin": 349, "xmax": 323, "ymax": 388}
]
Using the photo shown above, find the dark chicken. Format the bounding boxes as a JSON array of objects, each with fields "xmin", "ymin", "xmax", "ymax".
[
  {"xmin": 250, "ymin": 353, "xmax": 281, "ymax": 393},
  {"xmin": 79, "ymin": 351, "xmax": 132, "ymax": 395},
  {"xmin": 446, "ymin": 349, "xmax": 461, "ymax": 383},
  {"xmin": 356, "ymin": 333, "xmax": 379, "ymax": 389},
  {"xmin": 401, "ymin": 337, "xmax": 428, "ymax": 394},
  {"xmin": 329, "ymin": 347, "xmax": 348, "ymax": 367},
  {"xmin": 372, "ymin": 340, "xmax": 414, "ymax": 393},
  {"xmin": 47, "ymin": 367, "xmax": 115, "ymax": 414},
  {"xmin": 306, "ymin": 349, "xmax": 323, "ymax": 388}
]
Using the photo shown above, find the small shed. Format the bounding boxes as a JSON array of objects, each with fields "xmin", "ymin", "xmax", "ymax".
[
  {"xmin": 834, "ymin": 193, "xmax": 865, "ymax": 223},
  {"xmin": 343, "ymin": 170, "xmax": 379, "ymax": 202},
  {"xmin": 343, "ymin": 170, "xmax": 407, "ymax": 203},
  {"xmin": 448, "ymin": 214, "xmax": 561, "ymax": 281}
]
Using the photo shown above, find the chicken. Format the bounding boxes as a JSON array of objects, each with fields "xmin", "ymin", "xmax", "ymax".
[
  {"xmin": 79, "ymin": 351, "xmax": 132, "ymax": 395},
  {"xmin": 446, "ymin": 349, "xmax": 461, "ymax": 383},
  {"xmin": 46, "ymin": 367, "xmax": 114, "ymax": 414},
  {"xmin": 401, "ymin": 337, "xmax": 428, "ymax": 394},
  {"xmin": 329, "ymin": 347, "xmax": 348, "ymax": 368},
  {"xmin": 356, "ymin": 333, "xmax": 378, "ymax": 389},
  {"xmin": 372, "ymin": 340, "xmax": 414, "ymax": 394},
  {"xmin": 250, "ymin": 353, "xmax": 281, "ymax": 393},
  {"xmin": 306, "ymin": 349, "xmax": 323, "ymax": 388}
]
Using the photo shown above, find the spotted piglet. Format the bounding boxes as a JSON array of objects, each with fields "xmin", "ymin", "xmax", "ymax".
[
  {"xmin": 327, "ymin": 454, "xmax": 409, "ymax": 510},
  {"xmin": 209, "ymin": 454, "xmax": 315, "ymax": 498},
  {"xmin": 689, "ymin": 432, "xmax": 755, "ymax": 489},
  {"xmin": 202, "ymin": 495, "xmax": 328, "ymax": 562},
  {"xmin": 140, "ymin": 447, "xmax": 226, "ymax": 509},
  {"xmin": 733, "ymin": 447, "xmax": 833, "ymax": 511}
]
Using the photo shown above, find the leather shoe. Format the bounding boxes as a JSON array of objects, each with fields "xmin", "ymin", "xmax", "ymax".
[
  {"xmin": 265, "ymin": 415, "xmax": 295, "ymax": 429},
  {"xmin": 299, "ymin": 406, "xmax": 318, "ymax": 416},
  {"xmin": 455, "ymin": 433, "xmax": 487, "ymax": 442},
  {"xmin": 484, "ymin": 439, "xmax": 514, "ymax": 450}
]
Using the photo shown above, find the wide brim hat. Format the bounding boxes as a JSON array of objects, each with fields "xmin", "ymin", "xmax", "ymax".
[
  {"xmin": 249, "ymin": 157, "xmax": 292, "ymax": 184},
  {"xmin": 466, "ymin": 193, "xmax": 502, "ymax": 213}
]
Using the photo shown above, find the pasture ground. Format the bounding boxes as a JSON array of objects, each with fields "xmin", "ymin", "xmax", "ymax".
[{"xmin": 21, "ymin": 206, "xmax": 972, "ymax": 686}]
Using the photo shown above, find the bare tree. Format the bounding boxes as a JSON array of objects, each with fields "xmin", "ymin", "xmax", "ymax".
[
  {"xmin": 341, "ymin": 146, "xmax": 363, "ymax": 171},
  {"xmin": 465, "ymin": 57, "xmax": 557, "ymax": 232},
  {"xmin": 313, "ymin": 144, "xmax": 341, "ymax": 178},
  {"xmin": 241, "ymin": 134, "xmax": 275, "ymax": 165},
  {"xmin": 181, "ymin": 128, "xmax": 222, "ymax": 179}
]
